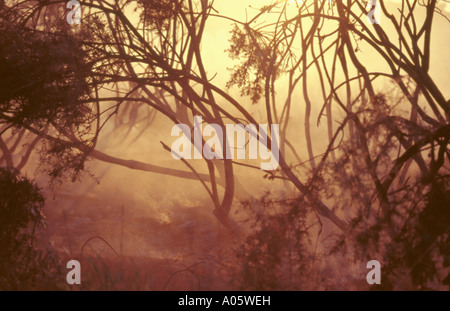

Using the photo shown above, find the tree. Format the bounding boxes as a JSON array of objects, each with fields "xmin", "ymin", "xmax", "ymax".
[
  {"xmin": 0, "ymin": 167, "xmax": 62, "ymax": 290},
  {"xmin": 225, "ymin": 0, "xmax": 449, "ymax": 289},
  {"xmin": 0, "ymin": 0, "xmax": 347, "ymax": 232}
]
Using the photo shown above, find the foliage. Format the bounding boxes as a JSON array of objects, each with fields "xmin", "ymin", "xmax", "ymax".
[
  {"xmin": 227, "ymin": 25, "xmax": 276, "ymax": 104},
  {"xmin": 236, "ymin": 194, "xmax": 314, "ymax": 290},
  {"xmin": 137, "ymin": 0, "xmax": 182, "ymax": 29},
  {"xmin": 0, "ymin": 167, "xmax": 63, "ymax": 290}
]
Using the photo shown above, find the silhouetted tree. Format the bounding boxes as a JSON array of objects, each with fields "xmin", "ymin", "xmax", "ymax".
[
  {"xmin": 0, "ymin": 0, "xmax": 448, "ymax": 289},
  {"xmin": 0, "ymin": 167, "xmax": 62, "ymax": 290}
]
